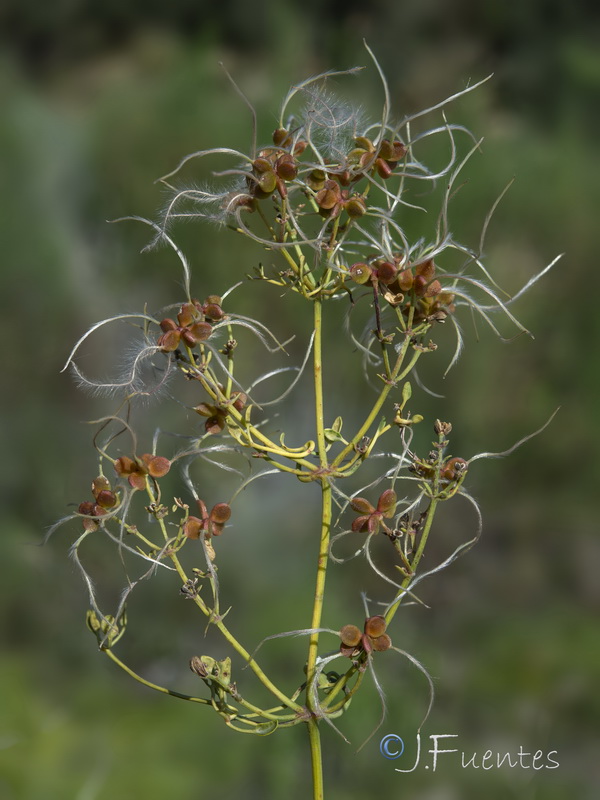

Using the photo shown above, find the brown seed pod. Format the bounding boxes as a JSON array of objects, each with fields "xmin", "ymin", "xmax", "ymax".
[
  {"xmin": 159, "ymin": 318, "xmax": 178, "ymax": 333},
  {"xmin": 413, "ymin": 274, "xmax": 428, "ymax": 297},
  {"xmin": 194, "ymin": 403, "xmax": 216, "ymax": 418},
  {"xmin": 177, "ymin": 303, "xmax": 200, "ymax": 327},
  {"xmin": 275, "ymin": 154, "xmax": 298, "ymax": 181},
  {"xmin": 315, "ymin": 180, "xmax": 341, "ymax": 211},
  {"xmin": 231, "ymin": 392, "xmax": 247, "ymax": 412},
  {"xmin": 375, "ymin": 158, "xmax": 393, "ymax": 179},
  {"xmin": 378, "ymin": 138, "xmax": 407, "ymax": 163},
  {"xmin": 340, "ymin": 624, "xmax": 362, "ymax": 647},
  {"xmin": 415, "ymin": 258, "xmax": 436, "ymax": 281},
  {"xmin": 143, "ymin": 455, "xmax": 171, "ymax": 479},
  {"xmin": 371, "ymin": 633, "xmax": 392, "ymax": 652},
  {"xmin": 95, "ymin": 490, "xmax": 117, "ymax": 509},
  {"xmin": 181, "ymin": 328, "xmax": 199, "ymax": 347},
  {"xmin": 205, "ymin": 415, "xmax": 225, "ymax": 435},
  {"xmin": 424, "ymin": 279, "xmax": 442, "ymax": 298},
  {"xmin": 187, "ymin": 321, "xmax": 213, "ymax": 342},
  {"xmin": 183, "ymin": 516, "xmax": 203, "ymax": 540},
  {"xmin": 376, "ymin": 261, "xmax": 398, "ymax": 285},
  {"xmin": 364, "ymin": 615, "xmax": 387, "ymax": 639},
  {"xmin": 157, "ymin": 329, "xmax": 181, "ymax": 352},
  {"xmin": 441, "ymin": 457, "xmax": 468, "ymax": 481},
  {"xmin": 210, "ymin": 503, "xmax": 232, "ymax": 525},
  {"xmin": 337, "ymin": 169, "xmax": 352, "ymax": 187},
  {"xmin": 203, "ymin": 303, "xmax": 224, "ymax": 321},
  {"xmin": 114, "ymin": 456, "xmax": 136, "ymax": 476}
]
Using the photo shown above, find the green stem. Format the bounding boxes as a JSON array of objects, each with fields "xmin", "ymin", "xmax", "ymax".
[
  {"xmin": 169, "ymin": 550, "xmax": 303, "ymax": 713},
  {"xmin": 307, "ymin": 718, "xmax": 324, "ymax": 800},
  {"xmin": 306, "ymin": 297, "xmax": 331, "ymax": 800},
  {"xmin": 385, "ymin": 496, "xmax": 439, "ymax": 625},
  {"xmin": 104, "ymin": 649, "xmax": 210, "ymax": 705},
  {"xmin": 141, "ymin": 480, "xmax": 303, "ymax": 714},
  {"xmin": 331, "ymin": 315, "xmax": 423, "ymax": 469}
]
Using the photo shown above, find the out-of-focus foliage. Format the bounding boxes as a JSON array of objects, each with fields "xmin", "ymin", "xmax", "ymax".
[{"xmin": 1, "ymin": 2, "xmax": 599, "ymax": 798}]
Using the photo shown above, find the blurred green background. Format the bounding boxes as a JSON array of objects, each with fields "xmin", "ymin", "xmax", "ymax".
[{"xmin": 1, "ymin": 2, "xmax": 599, "ymax": 798}]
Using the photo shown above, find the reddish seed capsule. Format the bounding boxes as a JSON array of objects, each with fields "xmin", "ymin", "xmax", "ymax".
[
  {"xmin": 377, "ymin": 489, "xmax": 397, "ymax": 517},
  {"xmin": 187, "ymin": 322, "xmax": 213, "ymax": 342},
  {"xmin": 351, "ymin": 515, "xmax": 372, "ymax": 533},
  {"xmin": 159, "ymin": 318, "xmax": 178, "ymax": 333},
  {"xmin": 413, "ymin": 274, "xmax": 428, "ymax": 296},
  {"xmin": 181, "ymin": 329, "xmax": 199, "ymax": 347},
  {"xmin": 375, "ymin": 158, "xmax": 393, "ymax": 179},
  {"xmin": 376, "ymin": 261, "xmax": 398, "ymax": 285},
  {"xmin": 203, "ymin": 303, "xmax": 223, "ymax": 321},
  {"xmin": 231, "ymin": 392, "xmax": 247, "ymax": 412},
  {"xmin": 350, "ymin": 497, "xmax": 375, "ymax": 514},
  {"xmin": 157, "ymin": 329, "xmax": 181, "ymax": 352},
  {"xmin": 95, "ymin": 490, "xmax": 117, "ymax": 509},
  {"xmin": 275, "ymin": 154, "xmax": 298, "ymax": 181}
]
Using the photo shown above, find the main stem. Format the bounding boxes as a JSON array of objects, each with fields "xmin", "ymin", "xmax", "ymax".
[{"xmin": 306, "ymin": 296, "xmax": 331, "ymax": 800}]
